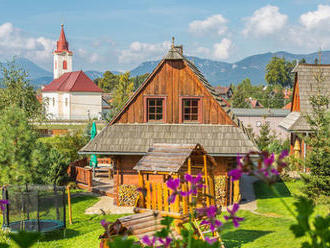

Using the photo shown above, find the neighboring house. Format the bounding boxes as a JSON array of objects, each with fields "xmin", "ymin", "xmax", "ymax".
[
  {"xmin": 80, "ymin": 43, "xmax": 258, "ymax": 205},
  {"xmin": 245, "ymin": 97, "xmax": 264, "ymax": 108},
  {"xmin": 214, "ymin": 85, "xmax": 233, "ymax": 100},
  {"xmin": 279, "ymin": 64, "xmax": 330, "ymax": 159},
  {"xmin": 102, "ymin": 93, "xmax": 113, "ymax": 118},
  {"xmin": 283, "ymin": 102, "xmax": 292, "ymax": 110},
  {"xmin": 232, "ymin": 108, "xmax": 290, "ymax": 140},
  {"xmin": 42, "ymin": 25, "xmax": 103, "ymax": 120}
]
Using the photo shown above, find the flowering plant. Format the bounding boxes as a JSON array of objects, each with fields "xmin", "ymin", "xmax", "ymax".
[{"xmin": 228, "ymin": 150, "xmax": 329, "ymax": 248}]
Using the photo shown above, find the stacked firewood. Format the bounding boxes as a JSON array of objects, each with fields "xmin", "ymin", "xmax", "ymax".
[
  {"xmin": 214, "ymin": 176, "xmax": 227, "ymax": 206},
  {"xmin": 118, "ymin": 184, "xmax": 139, "ymax": 206}
]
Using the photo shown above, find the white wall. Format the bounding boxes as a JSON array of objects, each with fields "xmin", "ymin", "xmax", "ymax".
[
  {"xmin": 53, "ymin": 52, "xmax": 72, "ymax": 79},
  {"xmin": 42, "ymin": 92, "xmax": 59, "ymax": 119},
  {"xmin": 70, "ymin": 92, "xmax": 102, "ymax": 120}
]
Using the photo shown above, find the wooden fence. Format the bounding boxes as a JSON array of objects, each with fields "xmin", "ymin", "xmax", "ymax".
[{"xmin": 67, "ymin": 158, "xmax": 93, "ymax": 190}]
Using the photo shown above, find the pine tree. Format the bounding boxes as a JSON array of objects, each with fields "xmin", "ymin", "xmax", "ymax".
[
  {"xmin": 301, "ymin": 69, "xmax": 330, "ymax": 198},
  {"xmin": 0, "ymin": 106, "xmax": 38, "ymax": 185},
  {"xmin": 255, "ymin": 120, "xmax": 273, "ymax": 151}
]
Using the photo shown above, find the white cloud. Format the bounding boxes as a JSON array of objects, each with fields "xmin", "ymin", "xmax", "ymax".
[
  {"xmin": 243, "ymin": 5, "xmax": 288, "ymax": 36},
  {"xmin": 189, "ymin": 14, "xmax": 228, "ymax": 36},
  {"xmin": 119, "ymin": 41, "xmax": 170, "ymax": 65},
  {"xmin": 300, "ymin": 5, "xmax": 330, "ymax": 30},
  {"xmin": 0, "ymin": 22, "xmax": 55, "ymax": 66},
  {"xmin": 213, "ymin": 38, "xmax": 232, "ymax": 60}
]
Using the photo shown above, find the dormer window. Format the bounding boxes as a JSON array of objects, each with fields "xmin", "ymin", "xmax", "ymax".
[
  {"xmin": 144, "ymin": 96, "xmax": 166, "ymax": 122},
  {"xmin": 179, "ymin": 97, "xmax": 202, "ymax": 123}
]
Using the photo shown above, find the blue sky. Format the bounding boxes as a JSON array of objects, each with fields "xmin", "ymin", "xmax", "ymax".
[{"xmin": 1, "ymin": 0, "xmax": 330, "ymax": 72}]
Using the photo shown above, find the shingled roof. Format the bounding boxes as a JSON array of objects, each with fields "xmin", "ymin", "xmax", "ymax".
[
  {"xmin": 79, "ymin": 123, "xmax": 258, "ymax": 156},
  {"xmin": 279, "ymin": 64, "xmax": 330, "ymax": 132},
  {"xmin": 133, "ymin": 143, "xmax": 215, "ymax": 173}
]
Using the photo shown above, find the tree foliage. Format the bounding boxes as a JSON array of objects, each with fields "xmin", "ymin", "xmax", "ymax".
[
  {"xmin": 265, "ymin": 56, "xmax": 295, "ymax": 87},
  {"xmin": 0, "ymin": 106, "xmax": 38, "ymax": 185},
  {"xmin": 0, "ymin": 61, "xmax": 42, "ymax": 119},
  {"xmin": 111, "ymin": 72, "xmax": 134, "ymax": 112},
  {"xmin": 301, "ymin": 69, "xmax": 330, "ymax": 198},
  {"xmin": 231, "ymin": 78, "xmax": 286, "ymax": 108},
  {"xmin": 97, "ymin": 71, "xmax": 120, "ymax": 93}
]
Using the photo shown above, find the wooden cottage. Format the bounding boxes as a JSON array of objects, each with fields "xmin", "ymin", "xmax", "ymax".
[
  {"xmin": 79, "ymin": 42, "xmax": 257, "ymax": 205},
  {"xmin": 279, "ymin": 64, "xmax": 330, "ymax": 160}
]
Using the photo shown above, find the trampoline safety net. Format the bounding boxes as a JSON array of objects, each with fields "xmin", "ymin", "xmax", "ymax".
[{"xmin": 2, "ymin": 185, "xmax": 66, "ymax": 233}]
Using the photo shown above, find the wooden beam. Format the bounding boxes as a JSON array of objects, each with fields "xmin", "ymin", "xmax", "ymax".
[
  {"xmin": 203, "ymin": 155, "xmax": 210, "ymax": 206},
  {"xmin": 157, "ymin": 183, "xmax": 163, "ymax": 211}
]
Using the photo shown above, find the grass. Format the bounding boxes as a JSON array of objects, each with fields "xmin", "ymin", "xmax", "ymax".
[
  {"xmin": 5, "ymin": 194, "xmax": 126, "ymax": 248},
  {"xmin": 4, "ymin": 179, "xmax": 329, "ymax": 248}
]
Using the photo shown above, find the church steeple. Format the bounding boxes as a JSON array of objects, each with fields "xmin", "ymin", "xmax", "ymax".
[
  {"xmin": 55, "ymin": 24, "xmax": 71, "ymax": 53},
  {"xmin": 53, "ymin": 24, "xmax": 73, "ymax": 79}
]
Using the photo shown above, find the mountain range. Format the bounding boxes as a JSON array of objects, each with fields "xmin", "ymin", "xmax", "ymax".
[{"xmin": 2, "ymin": 51, "xmax": 329, "ymax": 87}]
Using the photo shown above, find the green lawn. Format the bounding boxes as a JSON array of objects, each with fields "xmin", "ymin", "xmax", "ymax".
[
  {"xmin": 4, "ymin": 179, "xmax": 329, "ymax": 248},
  {"xmin": 6, "ymin": 194, "xmax": 126, "ymax": 248}
]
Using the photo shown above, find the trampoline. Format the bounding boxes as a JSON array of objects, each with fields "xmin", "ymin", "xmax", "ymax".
[{"xmin": 2, "ymin": 185, "xmax": 66, "ymax": 233}]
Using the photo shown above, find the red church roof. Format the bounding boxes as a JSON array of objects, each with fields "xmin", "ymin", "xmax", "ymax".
[
  {"xmin": 42, "ymin": 71, "xmax": 103, "ymax": 93},
  {"xmin": 55, "ymin": 24, "xmax": 72, "ymax": 54}
]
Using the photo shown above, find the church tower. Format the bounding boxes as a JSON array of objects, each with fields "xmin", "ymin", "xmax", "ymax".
[{"xmin": 53, "ymin": 24, "xmax": 72, "ymax": 79}]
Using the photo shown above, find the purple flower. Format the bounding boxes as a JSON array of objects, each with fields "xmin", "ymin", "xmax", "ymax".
[
  {"xmin": 0, "ymin": 200, "xmax": 9, "ymax": 211},
  {"xmin": 158, "ymin": 237, "xmax": 172, "ymax": 247},
  {"xmin": 167, "ymin": 178, "xmax": 181, "ymax": 204},
  {"xmin": 184, "ymin": 173, "xmax": 205, "ymax": 195},
  {"xmin": 199, "ymin": 206, "xmax": 223, "ymax": 232},
  {"xmin": 141, "ymin": 235, "xmax": 157, "ymax": 247},
  {"xmin": 166, "ymin": 178, "xmax": 180, "ymax": 191},
  {"xmin": 100, "ymin": 219, "xmax": 111, "ymax": 230},
  {"xmin": 263, "ymin": 153, "xmax": 275, "ymax": 167},
  {"xmin": 279, "ymin": 150, "xmax": 289, "ymax": 160},
  {"xmin": 224, "ymin": 203, "xmax": 244, "ymax": 228},
  {"xmin": 228, "ymin": 168, "xmax": 243, "ymax": 181},
  {"xmin": 205, "ymin": 236, "xmax": 218, "ymax": 244}
]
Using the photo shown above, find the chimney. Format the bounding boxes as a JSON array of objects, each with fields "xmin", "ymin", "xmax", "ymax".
[{"xmin": 174, "ymin": 45, "xmax": 183, "ymax": 55}]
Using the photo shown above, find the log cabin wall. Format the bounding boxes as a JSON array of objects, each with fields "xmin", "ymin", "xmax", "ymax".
[{"xmin": 115, "ymin": 60, "xmax": 235, "ymax": 125}]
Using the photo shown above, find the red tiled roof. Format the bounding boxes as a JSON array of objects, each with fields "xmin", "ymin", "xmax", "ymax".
[
  {"xmin": 42, "ymin": 71, "xmax": 103, "ymax": 92},
  {"xmin": 215, "ymin": 86, "xmax": 230, "ymax": 95},
  {"xmin": 283, "ymin": 102, "xmax": 292, "ymax": 110}
]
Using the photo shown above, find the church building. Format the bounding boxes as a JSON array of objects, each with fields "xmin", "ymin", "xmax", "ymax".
[{"xmin": 42, "ymin": 25, "xmax": 103, "ymax": 120}]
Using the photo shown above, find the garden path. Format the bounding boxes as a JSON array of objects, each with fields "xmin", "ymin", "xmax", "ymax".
[
  {"xmin": 237, "ymin": 175, "xmax": 258, "ymax": 211},
  {"xmin": 85, "ymin": 196, "xmax": 134, "ymax": 215}
]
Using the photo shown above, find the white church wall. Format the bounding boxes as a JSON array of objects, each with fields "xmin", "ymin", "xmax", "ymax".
[
  {"xmin": 53, "ymin": 52, "xmax": 72, "ymax": 79},
  {"xmin": 70, "ymin": 92, "xmax": 102, "ymax": 120},
  {"xmin": 42, "ymin": 92, "xmax": 59, "ymax": 119}
]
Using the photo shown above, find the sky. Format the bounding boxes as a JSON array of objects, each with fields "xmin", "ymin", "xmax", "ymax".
[{"xmin": 1, "ymin": 0, "xmax": 330, "ymax": 72}]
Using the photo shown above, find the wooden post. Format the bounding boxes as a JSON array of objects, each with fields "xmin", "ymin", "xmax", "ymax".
[
  {"xmin": 182, "ymin": 184, "xmax": 188, "ymax": 214},
  {"xmin": 229, "ymin": 176, "xmax": 233, "ymax": 206},
  {"xmin": 173, "ymin": 175, "xmax": 180, "ymax": 213},
  {"xmin": 187, "ymin": 158, "xmax": 192, "ymax": 214},
  {"xmin": 152, "ymin": 182, "xmax": 157, "ymax": 210},
  {"xmin": 116, "ymin": 158, "xmax": 120, "ymax": 205},
  {"xmin": 209, "ymin": 176, "xmax": 215, "ymax": 205},
  {"xmin": 203, "ymin": 155, "xmax": 210, "ymax": 206},
  {"xmin": 163, "ymin": 183, "xmax": 169, "ymax": 212},
  {"xmin": 138, "ymin": 172, "xmax": 144, "ymax": 207},
  {"xmin": 157, "ymin": 183, "xmax": 163, "ymax": 211},
  {"xmin": 146, "ymin": 181, "xmax": 151, "ymax": 209},
  {"xmin": 233, "ymin": 180, "xmax": 240, "ymax": 203},
  {"xmin": 67, "ymin": 186, "xmax": 72, "ymax": 225}
]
